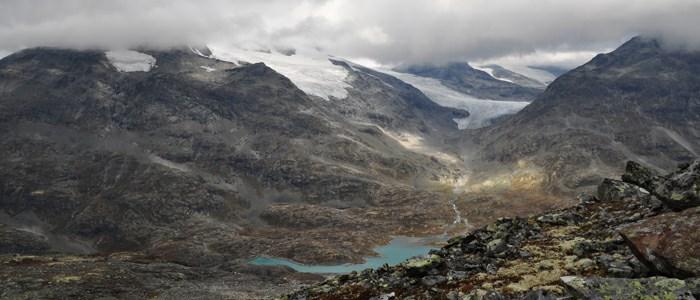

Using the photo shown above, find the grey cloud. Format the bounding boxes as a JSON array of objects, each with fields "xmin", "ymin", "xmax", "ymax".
[{"xmin": 0, "ymin": 0, "xmax": 698, "ymax": 65}]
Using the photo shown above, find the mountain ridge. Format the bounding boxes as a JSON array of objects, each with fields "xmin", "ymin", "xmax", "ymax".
[{"xmin": 465, "ymin": 36, "xmax": 700, "ymax": 193}]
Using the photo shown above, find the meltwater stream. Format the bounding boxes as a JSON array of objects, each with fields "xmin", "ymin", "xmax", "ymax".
[{"xmin": 249, "ymin": 236, "xmax": 441, "ymax": 274}]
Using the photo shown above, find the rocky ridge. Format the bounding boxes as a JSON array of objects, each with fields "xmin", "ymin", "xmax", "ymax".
[
  {"xmin": 468, "ymin": 37, "xmax": 700, "ymax": 193},
  {"xmin": 286, "ymin": 159, "xmax": 700, "ymax": 299}
]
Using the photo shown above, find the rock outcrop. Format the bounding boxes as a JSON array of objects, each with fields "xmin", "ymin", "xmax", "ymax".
[
  {"xmin": 287, "ymin": 160, "xmax": 700, "ymax": 299},
  {"xmin": 623, "ymin": 160, "xmax": 700, "ymax": 210},
  {"xmin": 621, "ymin": 206, "xmax": 700, "ymax": 278}
]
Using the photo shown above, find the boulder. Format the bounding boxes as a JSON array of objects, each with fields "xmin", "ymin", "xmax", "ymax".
[
  {"xmin": 620, "ymin": 207, "xmax": 700, "ymax": 277},
  {"xmin": 654, "ymin": 161, "xmax": 700, "ymax": 210},
  {"xmin": 598, "ymin": 178, "xmax": 650, "ymax": 202},
  {"xmin": 622, "ymin": 161, "xmax": 661, "ymax": 191},
  {"xmin": 622, "ymin": 160, "xmax": 700, "ymax": 210},
  {"xmin": 420, "ymin": 275, "xmax": 447, "ymax": 287},
  {"xmin": 687, "ymin": 278, "xmax": 700, "ymax": 297},
  {"xmin": 560, "ymin": 276, "xmax": 696, "ymax": 300}
]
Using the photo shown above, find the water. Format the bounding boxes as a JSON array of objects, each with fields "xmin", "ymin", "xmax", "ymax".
[{"xmin": 249, "ymin": 236, "xmax": 440, "ymax": 273}]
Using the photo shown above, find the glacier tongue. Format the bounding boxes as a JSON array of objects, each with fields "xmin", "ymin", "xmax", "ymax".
[
  {"xmin": 380, "ymin": 70, "xmax": 530, "ymax": 129},
  {"xmin": 208, "ymin": 45, "xmax": 351, "ymax": 101}
]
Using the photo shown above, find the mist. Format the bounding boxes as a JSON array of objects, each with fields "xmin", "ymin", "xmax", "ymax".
[{"xmin": 1, "ymin": 0, "xmax": 699, "ymax": 66}]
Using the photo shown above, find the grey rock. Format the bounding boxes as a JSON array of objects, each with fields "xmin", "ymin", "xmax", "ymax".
[
  {"xmin": 420, "ymin": 275, "xmax": 447, "ymax": 287},
  {"xmin": 561, "ymin": 276, "xmax": 696, "ymax": 300}
]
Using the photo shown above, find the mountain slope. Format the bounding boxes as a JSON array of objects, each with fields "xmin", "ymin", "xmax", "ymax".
[
  {"xmin": 287, "ymin": 160, "xmax": 700, "ymax": 299},
  {"xmin": 467, "ymin": 37, "xmax": 700, "ymax": 192},
  {"xmin": 0, "ymin": 47, "xmax": 469, "ymax": 270},
  {"xmin": 475, "ymin": 64, "xmax": 546, "ymax": 88}
]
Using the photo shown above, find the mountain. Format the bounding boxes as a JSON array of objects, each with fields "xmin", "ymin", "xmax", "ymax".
[
  {"xmin": 466, "ymin": 37, "xmax": 700, "ymax": 193},
  {"xmin": 287, "ymin": 160, "xmax": 700, "ymax": 299},
  {"xmin": 0, "ymin": 46, "xmax": 475, "ymax": 297},
  {"xmin": 398, "ymin": 62, "xmax": 544, "ymax": 101},
  {"xmin": 527, "ymin": 64, "xmax": 571, "ymax": 78}
]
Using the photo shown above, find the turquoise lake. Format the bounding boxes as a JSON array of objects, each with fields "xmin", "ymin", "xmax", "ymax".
[{"xmin": 249, "ymin": 236, "xmax": 441, "ymax": 273}]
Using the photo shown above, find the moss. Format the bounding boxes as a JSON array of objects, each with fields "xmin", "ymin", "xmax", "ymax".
[
  {"xmin": 559, "ymin": 237, "xmax": 588, "ymax": 254},
  {"xmin": 404, "ymin": 254, "xmax": 441, "ymax": 269},
  {"xmin": 670, "ymin": 192, "xmax": 684, "ymax": 201}
]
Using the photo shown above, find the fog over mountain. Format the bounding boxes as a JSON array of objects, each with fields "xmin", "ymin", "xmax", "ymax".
[{"xmin": 1, "ymin": 0, "xmax": 700, "ymax": 67}]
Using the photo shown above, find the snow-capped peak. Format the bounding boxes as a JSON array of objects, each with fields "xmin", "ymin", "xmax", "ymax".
[{"xmin": 208, "ymin": 45, "xmax": 351, "ymax": 100}]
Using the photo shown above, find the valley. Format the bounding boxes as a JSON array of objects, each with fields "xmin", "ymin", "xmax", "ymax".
[{"xmin": 1, "ymin": 34, "xmax": 699, "ymax": 300}]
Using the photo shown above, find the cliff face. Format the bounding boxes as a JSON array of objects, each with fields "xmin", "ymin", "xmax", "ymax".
[
  {"xmin": 469, "ymin": 37, "xmax": 700, "ymax": 193},
  {"xmin": 288, "ymin": 159, "xmax": 700, "ymax": 299}
]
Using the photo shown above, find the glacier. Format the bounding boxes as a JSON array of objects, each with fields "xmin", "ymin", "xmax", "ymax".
[
  {"xmin": 105, "ymin": 50, "xmax": 156, "ymax": 72},
  {"xmin": 379, "ymin": 70, "xmax": 530, "ymax": 129},
  {"xmin": 208, "ymin": 46, "xmax": 351, "ymax": 101}
]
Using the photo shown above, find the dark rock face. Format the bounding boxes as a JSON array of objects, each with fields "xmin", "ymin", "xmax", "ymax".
[
  {"xmin": 0, "ymin": 224, "xmax": 50, "ymax": 254},
  {"xmin": 472, "ymin": 37, "xmax": 700, "ymax": 193},
  {"xmin": 621, "ymin": 206, "xmax": 700, "ymax": 278},
  {"xmin": 399, "ymin": 62, "xmax": 543, "ymax": 101},
  {"xmin": 287, "ymin": 160, "xmax": 700, "ymax": 299}
]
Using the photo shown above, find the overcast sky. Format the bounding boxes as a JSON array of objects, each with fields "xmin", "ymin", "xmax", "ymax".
[{"xmin": 1, "ymin": 0, "xmax": 699, "ymax": 67}]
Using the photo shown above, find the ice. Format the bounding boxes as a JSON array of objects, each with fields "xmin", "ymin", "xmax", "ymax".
[
  {"xmin": 208, "ymin": 45, "xmax": 351, "ymax": 100},
  {"xmin": 105, "ymin": 50, "xmax": 156, "ymax": 72},
  {"xmin": 380, "ymin": 69, "xmax": 530, "ymax": 129}
]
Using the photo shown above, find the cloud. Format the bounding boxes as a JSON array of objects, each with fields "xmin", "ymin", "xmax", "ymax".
[{"xmin": 0, "ymin": 0, "xmax": 699, "ymax": 66}]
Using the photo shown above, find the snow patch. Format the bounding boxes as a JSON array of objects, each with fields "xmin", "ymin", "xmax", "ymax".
[
  {"xmin": 472, "ymin": 65, "xmax": 514, "ymax": 83},
  {"xmin": 149, "ymin": 155, "xmax": 190, "ymax": 172},
  {"xmin": 190, "ymin": 46, "xmax": 210, "ymax": 58},
  {"xmin": 200, "ymin": 66, "xmax": 216, "ymax": 72},
  {"xmin": 380, "ymin": 70, "xmax": 530, "ymax": 129},
  {"xmin": 208, "ymin": 45, "xmax": 351, "ymax": 100},
  {"xmin": 105, "ymin": 50, "xmax": 156, "ymax": 72}
]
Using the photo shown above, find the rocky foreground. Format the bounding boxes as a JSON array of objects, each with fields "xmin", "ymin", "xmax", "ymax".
[{"xmin": 286, "ymin": 160, "xmax": 700, "ymax": 299}]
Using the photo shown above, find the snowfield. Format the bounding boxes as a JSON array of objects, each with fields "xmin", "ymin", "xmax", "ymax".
[
  {"xmin": 105, "ymin": 50, "xmax": 156, "ymax": 72},
  {"xmin": 208, "ymin": 46, "xmax": 351, "ymax": 100},
  {"xmin": 380, "ymin": 70, "xmax": 530, "ymax": 129}
]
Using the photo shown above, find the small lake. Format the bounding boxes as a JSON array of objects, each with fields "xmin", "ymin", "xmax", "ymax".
[{"xmin": 249, "ymin": 236, "xmax": 441, "ymax": 273}]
